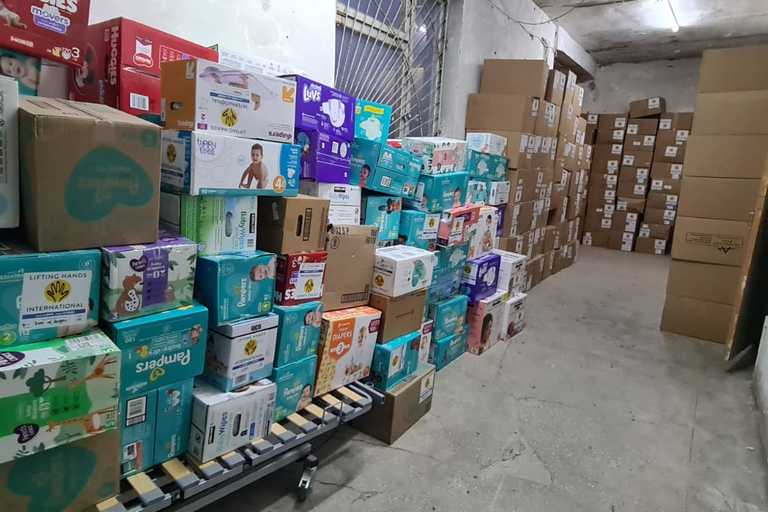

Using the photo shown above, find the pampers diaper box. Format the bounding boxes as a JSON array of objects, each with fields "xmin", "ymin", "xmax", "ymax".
[
  {"xmin": 430, "ymin": 295, "xmax": 469, "ymax": 341},
  {"xmin": 154, "ymin": 378, "xmax": 194, "ymax": 466},
  {"xmin": 0, "ymin": 329, "xmax": 120, "ymax": 464},
  {"xmin": 355, "ymin": 99, "xmax": 392, "ymax": 144},
  {"xmin": 195, "ymin": 252, "xmax": 276, "ymax": 326},
  {"xmin": 401, "ymin": 137, "xmax": 467, "ymax": 175},
  {"xmin": 466, "ymin": 180, "xmax": 489, "ymax": 205},
  {"xmin": 370, "ymin": 330, "xmax": 420, "ymax": 392},
  {"xmin": 0, "ymin": 244, "xmax": 100, "ymax": 347},
  {"xmin": 177, "ymin": 195, "xmax": 258, "ymax": 256},
  {"xmin": 205, "ymin": 313, "xmax": 278, "ymax": 391},
  {"xmin": 273, "ymin": 302, "xmax": 323, "ymax": 366},
  {"xmin": 399, "ymin": 209, "xmax": 440, "ymax": 250},
  {"xmin": 161, "ymin": 59, "xmax": 296, "ymax": 143},
  {"xmin": 315, "ymin": 306, "xmax": 382, "ymax": 396},
  {"xmin": 465, "ymin": 132, "xmax": 507, "ymax": 156},
  {"xmin": 362, "ymin": 194, "xmax": 402, "ymax": 242},
  {"xmin": 160, "ymin": 131, "xmax": 301, "ymax": 196},
  {"xmin": 467, "ymin": 290, "xmax": 506, "ymax": 355},
  {"xmin": 409, "ymin": 172, "xmax": 469, "ymax": 213},
  {"xmin": 101, "ymin": 235, "xmax": 197, "ymax": 322},
  {"xmin": 350, "ymin": 139, "xmax": 420, "ymax": 198},
  {"xmin": 372, "ymin": 245, "xmax": 436, "ymax": 298},
  {"xmin": 429, "ymin": 326, "xmax": 468, "ymax": 371},
  {"xmin": 0, "ymin": 76, "xmax": 18, "ymax": 228},
  {"xmin": 465, "ymin": 150, "xmax": 508, "ymax": 181},
  {"xmin": 271, "ymin": 355, "xmax": 317, "ymax": 421},
  {"xmin": 462, "ymin": 253, "xmax": 500, "ymax": 305},
  {"xmin": 274, "ymin": 251, "xmax": 328, "ymax": 306},
  {"xmin": 294, "ymin": 128, "xmax": 352, "ymax": 183},
  {"xmin": 434, "ymin": 242, "xmax": 469, "ymax": 278}
]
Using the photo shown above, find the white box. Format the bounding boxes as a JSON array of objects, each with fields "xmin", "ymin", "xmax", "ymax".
[
  {"xmin": 372, "ymin": 245, "xmax": 436, "ymax": 297},
  {"xmin": 493, "ymin": 249, "xmax": 528, "ymax": 294},
  {"xmin": 299, "ymin": 182, "xmax": 361, "ymax": 225},
  {"xmin": 0, "ymin": 76, "xmax": 18, "ymax": 228},
  {"xmin": 468, "ymin": 206, "xmax": 499, "ymax": 260},
  {"xmin": 502, "ymin": 292, "xmax": 526, "ymax": 340},
  {"xmin": 205, "ymin": 313, "xmax": 279, "ymax": 392},
  {"xmin": 188, "ymin": 380, "xmax": 275, "ymax": 463},
  {"xmin": 465, "ymin": 132, "xmax": 507, "ymax": 156},
  {"xmin": 487, "ymin": 181, "xmax": 510, "ymax": 205},
  {"xmin": 418, "ymin": 320, "xmax": 433, "ymax": 367},
  {"xmin": 213, "ymin": 45, "xmax": 302, "ymax": 77},
  {"xmin": 161, "ymin": 131, "xmax": 301, "ymax": 195}
]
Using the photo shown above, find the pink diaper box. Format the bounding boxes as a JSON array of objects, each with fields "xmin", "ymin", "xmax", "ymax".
[{"xmin": 466, "ymin": 290, "xmax": 506, "ymax": 355}]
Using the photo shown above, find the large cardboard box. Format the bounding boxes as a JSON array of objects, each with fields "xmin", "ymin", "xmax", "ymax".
[
  {"xmin": 684, "ymin": 135, "xmax": 768, "ymax": 178},
  {"xmin": 323, "ymin": 224, "xmax": 378, "ymax": 311},
  {"xmin": 534, "ymin": 100, "xmax": 560, "ymax": 137},
  {"xmin": 671, "ymin": 216, "xmax": 749, "ymax": 266},
  {"xmin": 699, "ymin": 46, "xmax": 768, "ymax": 93},
  {"xmin": 653, "ymin": 131, "xmax": 686, "ymax": 164},
  {"xmin": 466, "ymin": 94, "xmax": 538, "ymax": 133},
  {"xmin": 596, "ymin": 127, "xmax": 626, "ymax": 144},
  {"xmin": 661, "ymin": 294, "xmax": 733, "ymax": 344},
  {"xmin": 597, "ymin": 114, "xmax": 627, "ymax": 132},
  {"xmin": 644, "ymin": 207, "xmax": 677, "ymax": 225},
  {"xmin": 678, "ymin": 177, "xmax": 761, "ymax": 221},
  {"xmin": 692, "ymin": 91, "xmax": 768, "ymax": 135},
  {"xmin": 369, "ymin": 289, "xmax": 427, "ymax": 343},
  {"xmin": 666, "ymin": 260, "xmax": 742, "ymax": 305},
  {"xmin": 658, "ymin": 113, "xmax": 694, "ymax": 134},
  {"xmin": 635, "ymin": 237, "xmax": 667, "ymax": 255},
  {"xmin": 546, "ymin": 69, "xmax": 567, "ymax": 105},
  {"xmin": 621, "ymin": 149, "xmax": 653, "ymax": 168},
  {"xmin": 257, "ymin": 195, "xmax": 330, "ymax": 253},
  {"xmin": 629, "ymin": 97, "xmax": 666, "ymax": 118},
  {"xmin": 626, "ymin": 118, "xmax": 659, "ymax": 136},
  {"xmin": 479, "ymin": 59, "xmax": 549, "ymax": 97},
  {"xmin": 19, "ymin": 98, "xmax": 160, "ymax": 251}
]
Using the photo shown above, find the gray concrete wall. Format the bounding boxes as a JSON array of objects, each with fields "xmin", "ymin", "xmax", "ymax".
[{"xmin": 583, "ymin": 58, "xmax": 701, "ymax": 114}]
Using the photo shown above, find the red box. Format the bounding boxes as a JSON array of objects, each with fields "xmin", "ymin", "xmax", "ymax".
[
  {"xmin": 0, "ymin": 0, "xmax": 90, "ymax": 66},
  {"xmin": 69, "ymin": 17, "xmax": 218, "ymax": 117},
  {"xmin": 275, "ymin": 251, "xmax": 329, "ymax": 306}
]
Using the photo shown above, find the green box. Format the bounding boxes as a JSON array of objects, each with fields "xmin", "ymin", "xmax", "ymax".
[{"xmin": 271, "ymin": 355, "xmax": 317, "ymax": 421}]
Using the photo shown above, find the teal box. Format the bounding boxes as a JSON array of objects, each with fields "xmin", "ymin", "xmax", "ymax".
[
  {"xmin": 430, "ymin": 295, "xmax": 469, "ymax": 340},
  {"xmin": 465, "ymin": 150, "xmax": 508, "ymax": 181},
  {"xmin": 274, "ymin": 302, "xmax": 323, "ymax": 367},
  {"xmin": 271, "ymin": 355, "xmax": 317, "ymax": 421},
  {"xmin": 362, "ymin": 193, "xmax": 402, "ymax": 241},
  {"xmin": 434, "ymin": 242, "xmax": 469, "ymax": 277},
  {"xmin": 103, "ymin": 304, "xmax": 208, "ymax": 395},
  {"xmin": 399, "ymin": 209, "xmax": 440, "ymax": 250},
  {"xmin": 355, "ymin": 99, "xmax": 393, "ymax": 143},
  {"xmin": 154, "ymin": 378, "xmax": 194, "ymax": 466},
  {"xmin": 426, "ymin": 269, "xmax": 462, "ymax": 309},
  {"xmin": 409, "ymin": 172, "xmax": 469, "ymax": 213},
  {"xmin": 0, "ymin": 245, "xmax": 100, "ymax": 347},
  {"xmin": 120, "ymin": 389, "xmax": 157, "ymax": 476},
  {"xmin": 429, "ymin": 327, "xmax": 468, "ymax": 371},
  {"xmin": 370, "ymin": 330, "xmax": 420, "ymax": 392},
  {"xmin": 350, "ymin": 139, "xmax": 420, "ymax": 198},
  {"xmin": 466, "ymin": 180, "xmax": 489, "ymax": 205},
  {"xmin": 194, "ymin": 251, "xmax": 276, "ymax": 326}
]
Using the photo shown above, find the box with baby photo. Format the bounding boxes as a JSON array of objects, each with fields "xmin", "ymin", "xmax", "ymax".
[
  {"xmin": 161, "ymin": 131, "xmax": 301, "ymax": 196},
  {"xmin": 467, "ymin": 290, "xmax": 506, "ymax": 355},
  {"xmin": 271, "ymin": 355, "xmax": 317, "ymax": 421}
]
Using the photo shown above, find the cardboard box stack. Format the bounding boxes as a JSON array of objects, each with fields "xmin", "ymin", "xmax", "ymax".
[{"xmin": 661, "ymin": 46, "xmax": 768, "ymax": 344}]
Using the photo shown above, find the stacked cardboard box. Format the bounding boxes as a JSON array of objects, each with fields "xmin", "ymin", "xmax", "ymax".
[{"xmin": 661, "ymin": 46, "xmax": 768, "ymax": 344}]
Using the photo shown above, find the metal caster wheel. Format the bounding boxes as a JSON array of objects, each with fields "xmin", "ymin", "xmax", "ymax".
[{"xmin": 297, "ymin": 454, "xmax": 319, "ymax": 502}]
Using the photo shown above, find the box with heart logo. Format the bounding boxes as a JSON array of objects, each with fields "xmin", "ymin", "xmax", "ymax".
[
  {"xmin": 271, "ymin": 354, "xmax": 317, "ymax": 421},
  {"xmin": 315, "ymin": 306, "xmax": 382, "ymax": 396},
  {"xmin": 274, "ymin": 251, "xmax": 328, "ymax": 306},
  {"xmin": 101, "ymin": 235, "xmax": 197, "ymax": 322},
  {"xmin": 0, "ymin": 329, "xmax": 120, "ymax": 464},
  {"xmin": 204, "ymin": 313, "xmax": 278, "ymax": 392},
  {"xmin": 19, "ymin": 98, "xmax": 161, "ymax": 252}
]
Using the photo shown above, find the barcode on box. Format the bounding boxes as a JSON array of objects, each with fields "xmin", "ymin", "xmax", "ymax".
[
  {"xmin": 235, "ymin": 373, "xmax": 248, "ymax": 386},
  {"xmin": 126, "ymin": 396, "xmax": 147, "ymax": 427},
  {"xmin": 130, "ymin": 93, "xmax": 150, "ymax": 112}
]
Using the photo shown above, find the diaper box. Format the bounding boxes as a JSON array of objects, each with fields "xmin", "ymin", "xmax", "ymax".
[
  {"xmin": 120, "ymin": 388, "xmax": 156, "ymax": 476},
  {"xmin": 493, "ymin": 249, "xmax": 528, "ymax": 294},
  {"xmin": 401, "ymin": 137, "xmax": 467, "ymax": 174},
  {"xmin": 467, "ymin": 206, "xmax": 499, "ymax": 260},
  {"xmin": 154, "ymin": 378, "xmax": 194, "ymax": 466},
  {"xmin": 0, "ymin": 245, "xmax": 100, "ymax": 346},
  {"xmin": 426, "ymin": 270, "xmax": 463, "ymax": 306},
  {"xmin": 0, "ymin": 329, "xmax": 120, "ymax": 464},
  {"xmin": 205, "ymin": 313, "xmax": 278, "ymax": 391},
  {"xmin": 355, "ymin": 99, "xmax": 393, "ymax": 143},
  {"xmin": 103, "ymin": 304, "xmax": 208, "ymax": 395},
  {"xmin": 399, "ymin": 209, "xmax": 440, "ymax": 250},
  {"xmin": 467, "ymin": 290, "xmax": 506, "ymax": 355},
  {"xmin": 362, "ymin": 194, "xmax": 402, "ymax": 242},
  {"xmin": 350, "ymin": 138, "xmax": 420, "ymax": 198},
  {"xmin": 417, "ymin": 320, "xmax": 434, "ymax": 367},
  {"xmin": 372, "ymin": 245, "xmax": 436, "ymax": 297},
  {"xmin": 410, "ymin": 172, "xmax": 469, "ymax": 213},
  {"xmin": 370, "ymin": 330, "xmax": 420, "ymax": 392},
  {"xmin": 315, "ymin": 306, "xmax": 382, "ymax": 396},
  {"xmin": 0, "ymin": 76, "xmax": 18, "ymax": 228},
  {"xmin": 286, "ymin": 75, "xmax": 355, "ymax": 141},
  {"xmin": 160, "ymin": 131, "xmax": 301, "ymax": 196},
  {"xmin": 300, "ymin": 181, "xmax": 361, "ymax": 225},
  {"xmin": 257, "ymin": 195, "xmax": 330, "ymax": 254},
  {"xmin": 274, "ymin": 251, "xmax": 328, "ymax": 306},
  {"xmin": 465, "ymin": 150, "xmax": 508, "ymax": 181},
  {"xmin": 271, "ymin": 355, "xmax": 317, "ymax": 421},
  {"xmin": 434, "ymin": 242, "xmax": 469, "ymax": 277},
  {"xmin": 462, "ymin": 253, "xmax": 501, "ymax": 305},
  {"xmin": 273, "ymin": 302, "xmax": 323, "ymax": 367},
  {"xmin": 430, "ymin": 294, "xmax": 469, "ymax": 341},
  {"xmin": 194, "ymin": 252, "xmax": 276, "ymax": 326},
  {"xmin": 369, "ymin": 289, "xmax": 427, "ymax": 343},
  {"xmin": 502, "ymin": 292, "xmax": 527, "ymax": 339},
  {"xmin": 19, "ymin": 98, "xmax": 161, "ymax": 251},
  {"xmin": 437, "ymin": 204, "xmax": 480, "ymax": 247},
  {"xmin": 102, "ymin": 235, "xmax": 197, "ymax": 322},
  {"xmin": 162, "ymin": 58, "xmax": 296, "ymax": 143},
  {"xmin": 188, "ymin": 379, "xmax": 275, "ymax": 463},
  {"xmin": 295, "ymin": 128, "xmax": 352, "ymax": 183},
  {"xmin": 487, "ymin": 181, "xmax": 511, "ymax": 205},
  {"xmin": 429, "ymin": 327, "xmax": 468, "ymax": 371},
  {"xmin": 176, "ymin": 194, "xmax": 258, "ymax": 256},
  {"xmin": 465, "ymin": 132, "xmax": 507, "ymax": 156},
  {"xmin": 466, "ymin": 180, "xmax": 489, "ymax": 205}
]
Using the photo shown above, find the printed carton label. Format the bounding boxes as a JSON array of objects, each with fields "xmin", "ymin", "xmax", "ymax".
[
  {"xmin": 19, "ymin": 271, "xmax": 92, "ymax": 332},
  {"xmin": 659, "ymin": 119, "xmax": 672, "ymax": 130},
  {"xmin": 607, "ymin": 160, "xmax": 619, "ymax": 172},
  {"xmin": 643, "ymin": 135, "xmax": 655, "ymax": 146},
  {"xmin": 634, "ymin": 184, "xmax": 645, "ymax": 195},
  {"xmin": 651, "ymin": 179, "xmax": 663, "ymax": 191},
  {"xmin": 684, "ymin": 233, "xmax": 744, "ymax": 254},
  {"xmin": 627, "ymin": 124, "xmax": 638, "ymax": 135},
  {"xmin": 623, "ymin": 155, "xmax": 635, "ymax": 166},
  {"xmin": 670, "ymin": 164, "xmax": 683, "ymax": 179},
  {"xmin": 676, "ymin": 130, "xmax": 689, "ymax": 142},
  {"xmin": 611, "ymin": 144, "xmax": 622, "ymax": 155},
  {"xmin": 614, "ymin": 118, "xmax": 626, "ymax": 129},
  {"xmin": 612, "ymin": 129, "xmax": 624, "ymax": 141},
  {"xmin": 648, "ymin": 97, "xmax": 660, "ymax": 109},
  {"xmin": 664, "ymin": 146, "xmax": 678, "ymax": 157},
  {"xmin": 419, "ymin": 371, "xmax": 434, "ymax": 403}
]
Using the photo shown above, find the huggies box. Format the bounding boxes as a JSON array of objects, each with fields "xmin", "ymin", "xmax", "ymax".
[{"xmin": 285, "ymin": 75, "xmax": 355, "ymax": 141}]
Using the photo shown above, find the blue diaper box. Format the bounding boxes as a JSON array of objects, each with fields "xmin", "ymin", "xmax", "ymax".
[
  {"xmin": 430, "ymin": 294, "xmax": 469, "ymax": 341},
  {"xmin": 399, "ymin": 209, "xmax": 440, "ymax": 250},
  {"xmin": 434, "ymin": 242, "xmax": 469, "ymax": 278},
  {"xmin": 0, "ymin": 245, "xmax": 100, "ymax": 346},
  {"xmin": 350, "ymin": 139, "xmax": 420, "ymax": 198},
  {"xmin": 409, "ymin": 172, "xmax": 469, "ymax": 213},
  {"xmin": 466, "ymin": 180, "xmax": 489, "ymax": 205},
  {"xmin": 465, "ymin": 150, "xmax": 508, "ymax": 181},
  {"xmin": 195, "ymin": 251, "xmax": 276, "ymax": 326},
  {"xmin": 355, "ymin": 99, "xmax": 393, "ymax": 144},
  {"xmin": 426, "ymin": 270, "xmax": 463, "ymax": 309},
  {"xmin": 273, "ymin": 302, "xmax": 323, "ymax": 367},
  {"xmin": 271, "ymin": 355, "xmax": 317, "ymax": 421},
  {"xmin": 370, "ymin": 330, "xmax": 420, "ymax": 392},
  {"xmin": 362, "ymin": 193, "xmax": 402, "ymax": 241},
  {"xmin": 430, "ymin": 327, "xmax": 468, "ymax": 371},
  {"xmin": 461, "ymin": 253, "xmax": 501, "ymax": 305},
  {"xmin": 154, "ymin": 378, "xmax": 194, "ymax": 466}
]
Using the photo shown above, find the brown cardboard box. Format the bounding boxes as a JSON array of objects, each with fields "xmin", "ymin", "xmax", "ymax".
[
  {"xmin": 542, "ymin": 225, "xmax": 557, "ymax": 252},
  {"xmin": 598, "ymin": 113, "xmax": 628, "ymax": 132},
  {"xmin": 480, "ymin": 59, "xmax": 549, "ymax": 97},
  {"xmin": 353, "ymin": 364, "xmax": 435, "ymax": 444},
  {"xmin": 678, "ymin": 177, "xmax": 760, "ymax": 221},
  {"xmin": 613, "ymin": 211, "xmax": 640, "ymax": 232},
  {"xmin": 587, "ymin": 185, "xmax": 617, "ymax": 206},
  {"xmin": 698, "ymin": 46, "xmax": 768, "ymax": 93},
  {"xmin": 466, "ymin": 94, "xmax": 538, "ymax": 133},
  {"xmin": 639, "ymin": 222, "xmax": 672, "ymax": 239},
  {"xmin": 505, "ymin": 201, "xmax": 535, "ymax": 237},
  {"xmin": 258, "ymin": 195, "xmax": 330, "ymax": 253},
  {"xmin": 561, "ymin": 69, "xmax": 578, "ymax": 106},
  {"xmin": 651, "ymin": 162, "xmax": 683, "ymax": 181},
  {"xmin": 644, "ymin": 207, "xmax": 677, "ymax": 225},
  {"xmin": 596, "ymin": 127, "xmax": 627, "ymax": 144},
  {"xmin": 666, "ymin": 260, "xmax": 742, "ymax": 305},
  {"xmin": 530, "ymin": 136, "xmax": 557, "ymax": 171},
  {"xmin": 654, "ymin": 131, "xmax": 686, "ymax": 164},
  {"xmin": 619, "ymin": 166, "xmax": 650, "ymax": 184},
  {"xmin": 546, "ymin": 69, "xmax": 567, "ymax": 105},
  {"xmin": 629, "ymin": 96, "xmax": 666, "ymax": 118},
  {"xmin": 582, "ymin": 230, "xmax": 611, "ymax": 248},
  {"xmin": 555, "ymin": 140, "xmax": 579, "ymax": 171},
  {"xmin": 646, "ymin": 191, "xmax": 679, "ymax": 210},
  {"xmin": 621, "ymin": 149, "xmax": 653, "ymax": 168},
  {"xmin": 607, "ymin": 230, "xmax": 635, "ymax": 252},
  {"xmin": 626, "ymin": 118, "xmax": 659, "ymax": 136},
  {"xmin": 322, "ymin": 224, "xmax": 377, "ymax": 311},
  {"xmin": 565, "ymin": 191, "xmax": 586, "ymax": 220},
  {"xmin": 671, "ymin": 216, "xmax": 749, "ymax": 266},
  {"xmin": 615, "ymin": 197, "xmax": 646, "ymax": 214},
  {"xmin": 617, "ymin": 180, "xmax": 648, "ymax": 199},
  {"xmin": 369, "ymin": 289, "xmax": 427, "ymax": 343},
  {"xmin": 684, "ymin": 135, "xmax": 768, "ymax": 178},
  {"xmin": 592, "ymin": 143, "xmax": 624, "ymax": 173},
  {"xmin": 585, "ymin": 125, "xmax": 598, "ymax": 145},
  {"xmin": 635, "ymin": 237, "xmax": 667, "ymax": 255},
  {"xmin": 584, "ymin": 209, "xmax": 614, "ymax": 231},
  {"xmin": 526, "ymin": 254, "xmax": 545, "ymax": 289},
  {"xmin": 692, "ymin": 91, "xmax": 768, "ymax": 135},
  {"xmin": 658, "ymin": 112, "xmax": 694, "ymax": 134},
  {"xmin": 467, "ymin": 131, "xmax": 534, "ymax": 169},
  {"xmin": 514, "ymin": 169, "xmax": 539, "ymax": 204},
  {"xmin": 541, "ymin": 251, "xmax": 555, "ymax": 280},
  {"xmin": 624, "ymin": 134, "xmax": 656, "ymax": 149},
  {"xmin": 661, "ymin": 294, "xmax": 733, "ymax": 344},
  {"xmin": 535, "ymin": 101, "xmax": 560, "ymax": 137},
  {"xmin": 19, "ymin": 98, "xmax": 161, "ymax": 251},
  {"xmin": 649, "ymin": 177, "xmax": 681, "ymax": 195}
]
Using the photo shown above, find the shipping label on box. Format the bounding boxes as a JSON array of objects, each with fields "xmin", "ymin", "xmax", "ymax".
[
  {"xmin": 272, "ymin": 355, "xmax": 316, "ymax": 421},
  {"xmin": 179, "ymin": 195, "xmax": 257, "ymax": 255}
]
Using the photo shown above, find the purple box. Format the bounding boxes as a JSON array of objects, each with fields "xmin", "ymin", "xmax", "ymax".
[
  {"xmin": 296, "ymin": 129, "xmax": 351, "ymax": 183},
  {"xmin": 496, "ymin": 204, "xmax": 507, "ymax": 238},
  {"xmin": 461, "ymin": 253, "xmax": 500, "ymax": 305},
  {"xmin": 287, "ymin": 75, "xmax": 356, "ymax": 141}
]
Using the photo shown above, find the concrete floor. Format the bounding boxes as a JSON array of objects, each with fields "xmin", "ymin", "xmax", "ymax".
[{"xmin": 204, "ymin": 246, "xmax": 768, "ymax": 511}]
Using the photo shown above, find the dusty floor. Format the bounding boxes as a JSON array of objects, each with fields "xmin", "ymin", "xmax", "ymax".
[{"xmin": 204, "ymin": 246, "xmax": 768, "ymax": 511}]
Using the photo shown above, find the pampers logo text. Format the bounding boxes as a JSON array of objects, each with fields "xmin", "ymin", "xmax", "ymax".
[
  {"xmin": 303, "ymin": 84, "xmax": 322, "ymax": 103},
  {"xmin": 135, "ymin": 349, "xmax": 191, "ymax": 376}
]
